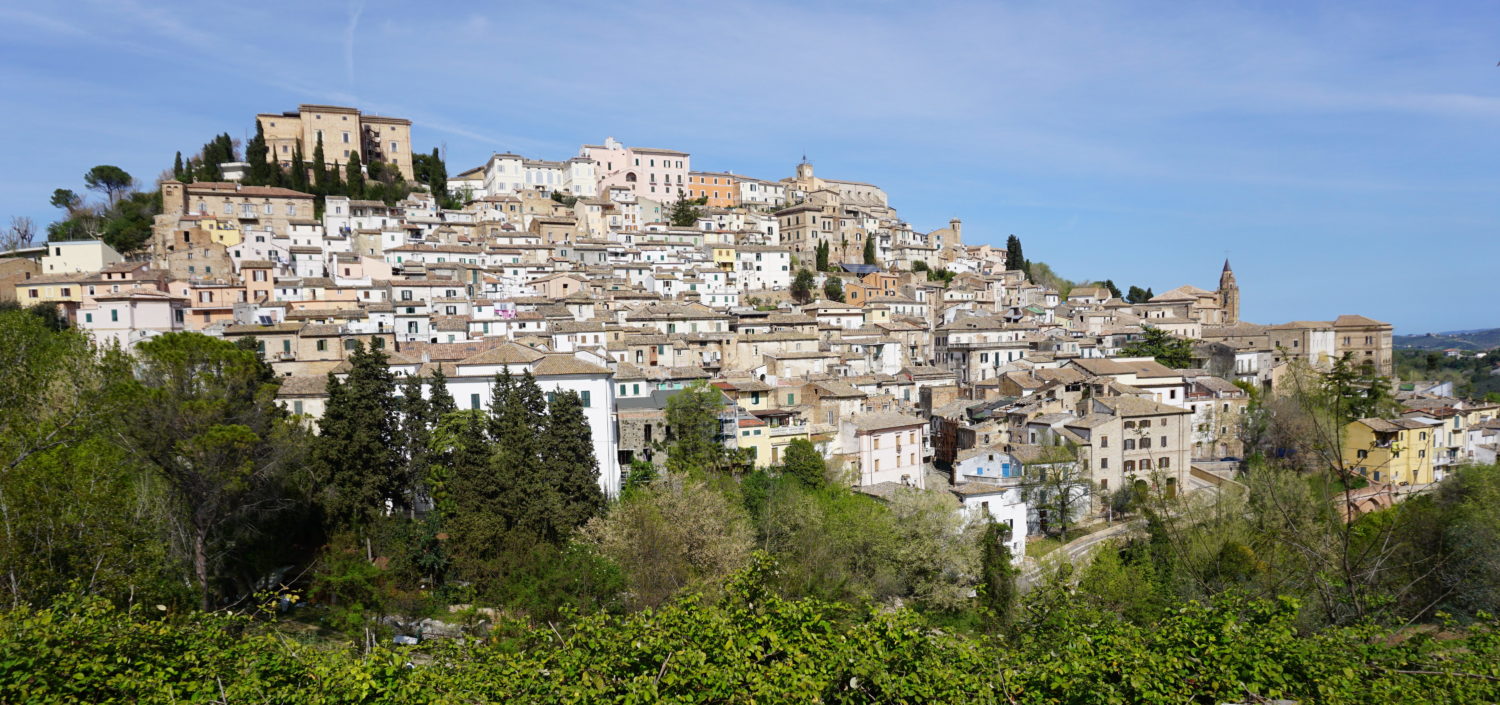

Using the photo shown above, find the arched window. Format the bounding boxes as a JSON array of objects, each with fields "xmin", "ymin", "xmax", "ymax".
[
  {"xmin": 1123, "ymin": 460, "xmax": 1136, "ymax": 472},
  {"xmin": 625, "ymin": 172, "xmax": 637, "ymax": 183}
]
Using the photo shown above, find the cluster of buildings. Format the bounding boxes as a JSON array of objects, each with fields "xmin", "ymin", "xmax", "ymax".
[{"xmin": 7, "ymin": 103, "xmax": 1489, "ymax": 560}]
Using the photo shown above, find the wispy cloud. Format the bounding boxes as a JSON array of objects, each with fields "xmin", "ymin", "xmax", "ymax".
[{"xmin": 344, "ymin": 0, "xmax": 365, "ymax": 96}]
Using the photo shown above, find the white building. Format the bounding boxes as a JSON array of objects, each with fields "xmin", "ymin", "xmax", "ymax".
[{"xmin": 838, "ymin": 412, "xmax": 928, "ymax": 489}]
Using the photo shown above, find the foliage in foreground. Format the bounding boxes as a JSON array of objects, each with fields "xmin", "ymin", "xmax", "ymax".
[{"xmin": 3, "ymin": 557, "xmax": 1500, "ymax": 704}]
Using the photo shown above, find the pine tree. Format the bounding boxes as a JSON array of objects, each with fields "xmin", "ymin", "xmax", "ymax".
[
  {"xmin": 543, "ymin": 389, "xmax": 605, "ymax": 533},
  {"xmin": 345, "ymin": 151, "xmax": 365, "ymax": 199},
  {"xmin": 313, "ymin": 341, "xmax": 400, "ymax": 531}
]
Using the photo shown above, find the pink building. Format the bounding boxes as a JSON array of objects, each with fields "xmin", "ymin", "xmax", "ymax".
[
  {"xmin": 581, "ymin": 137, "xmax": 691, "ymax": 202},
  {"xmin": 77, "ymin": 288, "xmax": 188, "ymax": 348}
]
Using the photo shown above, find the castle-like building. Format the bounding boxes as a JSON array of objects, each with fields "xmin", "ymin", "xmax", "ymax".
[{"xmin": 1137, "ymin": 260, "xmax": 1240, "ymax": 327}]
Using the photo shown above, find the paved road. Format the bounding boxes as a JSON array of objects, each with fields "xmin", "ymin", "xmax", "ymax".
[{"xmin": 1019, "ymin": 519, "xmax": 1142, "ymax": 591}]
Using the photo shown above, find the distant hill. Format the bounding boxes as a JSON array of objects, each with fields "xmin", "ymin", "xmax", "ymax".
[{"xmin": 1394, "ymin": 328, "xmax": 1500, "ymax": 351}]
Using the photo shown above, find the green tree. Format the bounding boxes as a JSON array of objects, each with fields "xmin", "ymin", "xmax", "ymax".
[
  {"xmin": 245, "ymin": 122, "xmax": 274, "ymax": 186},
  {"xmin": 1005, "ymin": 234, "xmax": 1025, "ymax": 273},
  {"xmin": 288, "ymin": 146, "xmax": 309, "ymax": 193},
  {"xmin": 823, "ymin": 275, "xmax": 844, "ymax": 302},
  {"xmin": 780, "ymin": 438, "xmax": 826, "ymax": 489},
  {"xmin": 312, "ymin": 134, "xmax": 330, "ymax": 194},
  {"xmin": 313, "ymin": 341, "xmax": 400, "ymax": 531},
  {"xmin": 863, "ymin": 237, "xmax": 878, "ymax": 266},
  {"xmin": 815, "ymin": 240, "xmax": 830, "ymax": 272},
  {"xmin": 544, "ymin": 389, "xmax": 607, "ymax": 532},
  {"xmin": 100, "ymin": 191, "xmax": 157, "ymax": 253},
  {"xmin": 172, "ymin": 151, "xmax": 186, "ymax": 181},
  {"xmin": 83, "ymin": 165, "xmax": 133, "ymax": 207},
  {"xmin": 669, "ymin": 192, "xmax": 703, "ymax": 226},
  {"xmin": 49, "ymin": 188, "xmax": 81, "ymax": 213},
  {"xmin": 123, "ymin": 332, "xmax": 304, "ymax": 610},
  {"xmin": 1120, "ymin": 325, "xmax": 1196, "ymax": 369},
  {"xmin": 790, "ymin": 269, "xmax": 816, "ymax": 304},
  {"xmin": 912, "ymin": 260, "xmax": 929, "ymax": 273},
  {"xmin": 1100, "ymin": 279, "xmax": 1122, "ymax": 299},
  {"xmin": 662, "ymin": 380, "xmax": 733, "ymax": 476},
  {"xmin": 979, "ymin": 520, "xmax": 1018, "ymax": 631}
]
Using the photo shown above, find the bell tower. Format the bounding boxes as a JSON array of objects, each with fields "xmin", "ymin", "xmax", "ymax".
[{"xmin": 1218, "ymin": 259, "xmax": 1240, "ymax": 325}]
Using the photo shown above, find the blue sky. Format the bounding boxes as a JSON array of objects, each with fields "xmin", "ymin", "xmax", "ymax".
[{"xmin": 1, "ymin": 0, "xmax": 1496, "ymax": 332}]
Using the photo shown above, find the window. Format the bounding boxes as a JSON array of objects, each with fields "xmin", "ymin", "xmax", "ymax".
[
  {"xmin": 84, "ymin": 313, "xmax": 93, "ymax": 323},
  {"xmin": 1124, "ymin": 439, "xmax": 1136, "ymax": 450},
  {"xmin": 580, "ymin": 391, "xmax": 591, "ymax": 407},
  {"xmin": 342, "ymin": 132, "xmax": 350, "ymax": 144},
  {"xmin": 223, "ymin": 202, "xmax": 233, "ymax": 215},
  {"xmin": 264, "ymin": 203, "xmax": 273, "ymax": 215},
  {"xmin": 109, "ymin": 310, "xmax": 118, "ymax": 322},
  {"xmin": 281, "ymin": 340, "xmax": 291, "ymax": 354},
  {"xmin": 1124, "ymin": 460, "xmax": 1136, "ymax": 472},
  {"xmin": 786, "ymin": 393, "xmax": 795, "ymax": 405},
  {"xmin": 390, "ymin": 141, "xmax": 399, "ymax": 153},
  {"xmin": 1160, "ymin": 436, "xmax": 1167, "ymax": 447},
  {"xmin": 470, "ymin": 394, "xmax": 481, "ymax": 410},
  {"xmin": 1159, "ymin": 458, "xmax": 1170, "ymax": 469},
  {"xmin": 1140, "ymin": 419, "xmax": 1151, "ymax": 428},
  {"xmin": 1101, "ymin": 458, "xmax": 1109, "ymax": 469},
  {"xmin": 1100, "ymin": 435, "xmax": 1109, "ymax": 448},
  {"xmin": 316, "ymin": 340, "xmax": 327, "ymax": 352},
  {"xmin": 1140, "ymin": 459, "xmax": 1152, "ymax": 470},
  {"xmin": 1100, "ymin": 479, "xmax": 1109, "ymax": 490},
  {"xmin": 293, "ymin": 401, "xmax": 303, "ymax": 415}
]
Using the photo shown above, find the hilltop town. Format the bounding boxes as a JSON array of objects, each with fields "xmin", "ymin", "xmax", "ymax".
[{"xmin": 4, "ymin": 102, "xmax": 1496, "ymax": 561}]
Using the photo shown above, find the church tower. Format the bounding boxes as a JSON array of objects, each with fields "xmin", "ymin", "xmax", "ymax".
[{"xmin": 1218, "ymin": 259, "xmax": 1240, "ymax": 325}]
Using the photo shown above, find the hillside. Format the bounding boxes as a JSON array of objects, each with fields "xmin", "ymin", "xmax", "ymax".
[{"xmin": 1394, "ymin": 328, "xmax": 1500, "ymax": 351}]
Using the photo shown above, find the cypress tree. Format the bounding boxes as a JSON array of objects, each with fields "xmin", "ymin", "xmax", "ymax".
[
  {"xmin": 289, "ymin": 146, "xmax": 309, "ymax": 193},
  {"xmin": 346, "ymin": 151, "xmax": 365, "ymax": 199},
  {"xmin": 172, "ymin": 152, "xmax": 184, "ymax": 181},
  {"xmin": 863, "ymin": 237, "xmax": 877, "ymax": 266},
  {"xmin": 491, "ymin": 370, "xmax": 558, "ymax": 540},
  {"xmin": 429, "ymin": 366, "xmax": 457, "ymax": 419},
  {"xmin": 1005, "ymin": 234, "xmax": 1025, "ymax": 274},
  {"xmin": 427, "ymin": 147, "xmax": 447, "ymax": 203},
  {"xmin": 246, "ymin": 122, "xmax": 272, "ymax": 186},
  {"xmin": 815, "ymin": 241, "xmax": 830, "ymax": 272},
  {"xmin": 312, "ymin": 134, "xmax": 329, "ymax": 194},
  {"xmin": 396, "ymin": 372, "xmax": 434, "ymax": 514},
  {"xmin": 312, "ymin": 341, "xmax": 400, "ymax": 531},
  {"xmin": 543, "ymin": 389, "xmax": 605, "ymax": 533},
  {"xmin": 980, "ymin": 521, "xmax": 1018, "ymax": 632}
]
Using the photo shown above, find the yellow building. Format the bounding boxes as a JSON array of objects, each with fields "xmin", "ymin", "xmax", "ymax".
[
  {"xmin": 711, "ymin": 246, "xmax": 736, "ymax": 273},
  {"xmin": 1344, "ymin": 418, "xmax": 1436, "ymax": 486},
  {"xmin": 257, "ymin": 104, "xmax": 414, "ymax": 180}
]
